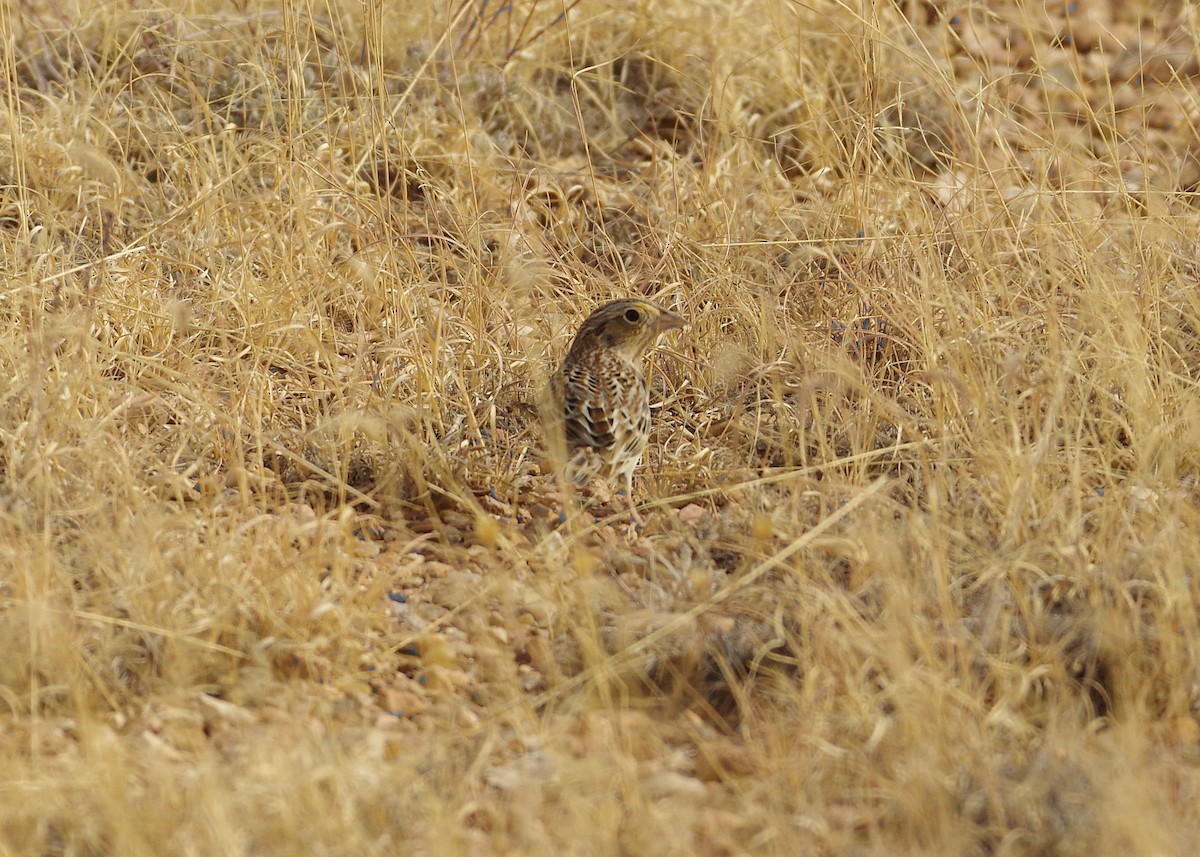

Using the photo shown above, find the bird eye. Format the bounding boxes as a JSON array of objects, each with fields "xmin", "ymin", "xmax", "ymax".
[{"xmin": 623, "ymin": 308, "xmax": 641, "ymax": 323}]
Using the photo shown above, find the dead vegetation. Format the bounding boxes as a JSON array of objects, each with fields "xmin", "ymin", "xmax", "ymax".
[{"xmin": 2, "ymin": 0, "xmax": 1200, "ymax": 854}]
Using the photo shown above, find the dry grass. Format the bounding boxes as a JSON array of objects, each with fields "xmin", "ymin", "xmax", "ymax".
[{"xmin": 3, "ymin": 0, "xmax": 1200, "ymax": 854}]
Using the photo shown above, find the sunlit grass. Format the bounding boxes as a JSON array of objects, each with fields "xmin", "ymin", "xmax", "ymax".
[{"xmin": 2, "ymin": 0, "xmax": 1199, "ymax": 854}]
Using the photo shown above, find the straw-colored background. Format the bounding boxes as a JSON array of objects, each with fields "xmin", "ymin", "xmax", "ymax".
[{"xmin": 3, "ymin": 1, "xmax": 1199, "ymax": 853}]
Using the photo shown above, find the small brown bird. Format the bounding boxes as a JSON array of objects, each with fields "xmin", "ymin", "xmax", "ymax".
[{"xmin": 544, "ymin": 297, "xmax": 686, "ymax": 522}]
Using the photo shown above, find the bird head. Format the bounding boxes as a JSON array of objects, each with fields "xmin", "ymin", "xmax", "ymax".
[{"xmin": 567, "ymin": 298, "xmax": 686, "ymax": 362}]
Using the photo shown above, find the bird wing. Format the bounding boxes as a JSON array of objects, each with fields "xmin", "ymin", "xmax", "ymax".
[{"xmin": 560, "ymin": 360, "xmax": 619, "ymax": 450}]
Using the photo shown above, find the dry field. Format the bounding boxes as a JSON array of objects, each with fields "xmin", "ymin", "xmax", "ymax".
[{"xmin": 3, "ymin": 0, "xmax": 1200, "ymax": 854}]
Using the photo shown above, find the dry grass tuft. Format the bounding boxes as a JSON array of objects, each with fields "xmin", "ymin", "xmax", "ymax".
[{"xmin": 3, "ymin": 0, "xmax": 1200, "ymax": 854}]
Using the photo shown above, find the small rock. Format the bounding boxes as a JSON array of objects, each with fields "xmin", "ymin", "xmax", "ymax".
[
  {"xmin": 381, "ymin": 685, "xmax": 426, "ymax": 718},
  {"xmin": 485, "ymin": 751, "xmax": 557, "ymax": 791},
  {"xmin": 644, "ymin": 771, "xmax": 707, "ymax": 799}
]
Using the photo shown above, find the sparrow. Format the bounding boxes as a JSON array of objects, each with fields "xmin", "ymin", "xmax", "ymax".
[{"xmin": 543, "ymin": 297, "xmax": 686, "ymax": 523}]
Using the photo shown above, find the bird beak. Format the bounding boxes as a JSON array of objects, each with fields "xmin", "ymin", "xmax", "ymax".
[{"xmin": 657, "ymin": 309, "xmax": 686, "ymax": 332}]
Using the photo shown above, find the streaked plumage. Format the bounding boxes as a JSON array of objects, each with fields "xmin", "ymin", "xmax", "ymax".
[{"xmin": 543, "ymin": 298, "xmax": 685, "ymax": 521}]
